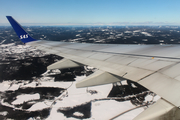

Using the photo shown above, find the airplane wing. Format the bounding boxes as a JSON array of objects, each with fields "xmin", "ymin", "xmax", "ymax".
[{"xmin": 6, "ymin": 16, "xmax": 180, "ymax": 119}]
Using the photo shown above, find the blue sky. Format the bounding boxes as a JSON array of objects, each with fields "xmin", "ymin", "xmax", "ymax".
[{"xmin": 1, "ymin": 0, "xmax": 180, "ymax": 26}]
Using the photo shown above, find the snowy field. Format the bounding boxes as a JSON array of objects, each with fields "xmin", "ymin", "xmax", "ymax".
[{"xmin": 0, "ymin": 43, "xmax": 160, "ymax": 120}]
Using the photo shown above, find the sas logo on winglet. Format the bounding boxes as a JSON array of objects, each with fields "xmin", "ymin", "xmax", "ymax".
[{"xmin": 20, "ymin": 34, "xmax": 28, "ymax": 39}]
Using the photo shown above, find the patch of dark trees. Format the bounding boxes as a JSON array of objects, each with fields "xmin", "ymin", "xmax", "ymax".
[
  {"xmin": 57, "ymin": 102, "xmax": 91, "ymax": 119},
  {"xmin": 3, "ymin": 87, "xmax": 64, "ymax": 104},
  {"xmin": 0, "ymin": 86, "xmax": 65, "ymax": 120},
  {"xmin": 50, "ymin": 67, "xmax": 85, "ymax": 82},
  {"xmin": 108, "ymin": 80, "xmax": 147, "ymax": 97},
  {"xmin": 0, "ymin": 54, "xmax": 62, "ymax": 81},
  {"xmin": 0, "ymin": 105, "xmax": 50, "ymax": 120},
  {"xmin": 108, "ymin": 80, "xmax": 148, "ymax": 105}
]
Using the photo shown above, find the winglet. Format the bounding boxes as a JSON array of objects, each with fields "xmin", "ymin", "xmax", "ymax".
[{"xmin": 6, "ymin": 16, "xmax": 37, "ymax": 43}]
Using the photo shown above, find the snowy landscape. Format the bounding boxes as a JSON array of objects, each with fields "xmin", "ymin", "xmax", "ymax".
[
  {"xmin": 0, "ymin": 43, "xmax": 161, "ymax": 120},
  {"xmin": 1, "ymin": 25, "xmax": 179, "ymax": 119}
]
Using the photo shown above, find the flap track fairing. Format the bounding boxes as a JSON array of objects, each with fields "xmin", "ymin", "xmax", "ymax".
[
  {"xmin": 76, "ymin": 70, "xmax": 123, "ymax": 88},
  {"xmin": 47, "ymin": 58, "xmax": 83, "ymax": 70}
]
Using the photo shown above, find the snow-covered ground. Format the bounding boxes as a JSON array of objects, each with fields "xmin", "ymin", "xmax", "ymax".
[
  {"xmin": 0, "ymin": 75, "xmax": 159, "ymax": 120},
  {"xmin": 12, "ymin": 93, "xmax": 40, "ymax": 105},
  {"xmin": 0, "ymin": 43, "xmax": 47, "ymax": 61},
  {"xmin": 141, "ymin": 32, "xmax": 152, "ymax": 36},
  {"xmin": 0, "ymin": 43, "xmax": 160, "ymax": 120}
]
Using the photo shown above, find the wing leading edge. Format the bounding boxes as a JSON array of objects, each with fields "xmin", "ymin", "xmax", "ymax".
[{"xmin": 7, "ymin": 16, "xmax": 180, "ymax": 120}]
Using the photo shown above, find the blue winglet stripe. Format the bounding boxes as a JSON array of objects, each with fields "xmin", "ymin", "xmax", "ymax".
[{"xmin": 6, "ymin": 16, "xmax": 37, "ymax": 43}]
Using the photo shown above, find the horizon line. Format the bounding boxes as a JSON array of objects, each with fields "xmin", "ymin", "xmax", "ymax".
[{"xmin": 1, "ymin": 22, "xmax": 180, "ymax": 26}]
